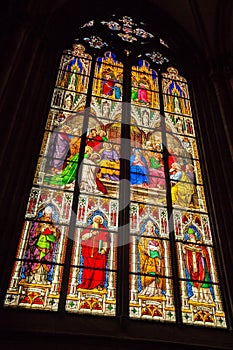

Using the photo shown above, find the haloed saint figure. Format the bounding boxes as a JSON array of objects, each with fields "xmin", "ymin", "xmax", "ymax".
[
  {"xmin": 78, "ymin": 214, "xmax": 110, "ymax": 291},
  {"xmin": 21, "ymin": 206, "xmax": 61, "ymax": 285},
  {"xmin": 138, "ymin": 220, "xmax": 165, "ymax": 297},
  {"xmin": 183, "ymin": 226, "xmax": 214, "ymax": 303}
]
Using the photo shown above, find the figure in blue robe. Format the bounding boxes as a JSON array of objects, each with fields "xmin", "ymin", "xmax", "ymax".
[
  {"xmin": 114, "ymin": 83, "xmax": 121, "ymax": 99},
  {"xmin": 130, "ymin": 148, "xmax": 149, "ymax": 185}
]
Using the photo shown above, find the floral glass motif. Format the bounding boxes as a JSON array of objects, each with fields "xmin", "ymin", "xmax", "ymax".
[
  {"xmin": 145, "ymin": 51, "xmax": 169, "ymax": 65},
  {"xmin": 101, "ymin": 16, "xmax": 154, "ymax": 44},
  {"xmin": 83, "ymin": 36, "xmax": 108, "ymax": 49},
  {"xmin": 134, "ymin": 28, "xmax": 154, "ymax": 39},
  {"xmin": 80, "ymin": 20, "xmax": 94, "ymax": 28},
  {"xmin": 160, "ymin": 38, "xmax": 169, "ymax": 48},
  {"xmin": 101, "ymin": 21, "xmax": 121, "ymax": 31},
  {"xmin": 118, "ymin": 33, "xmax": 137, "ymax": 42}
]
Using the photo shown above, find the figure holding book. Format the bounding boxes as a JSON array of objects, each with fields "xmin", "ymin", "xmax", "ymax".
[{"xmin": 78, "ymin": 214, "xmax": 110, "ymax": 291}]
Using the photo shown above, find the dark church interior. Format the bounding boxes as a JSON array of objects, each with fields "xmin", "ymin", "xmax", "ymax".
[{"xmin": 0, "ymin": 1, "xmax": 232, "ymax": 349}]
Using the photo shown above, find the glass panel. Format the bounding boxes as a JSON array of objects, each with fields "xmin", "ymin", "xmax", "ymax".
[
  {"xmin": 51, "ymin": 88, "xmax": 87, "ymax": 112},
  {"xmin": 162, "ymin": 67, "xmax": 191, "ymax": 116},
  {"xmin": 79, "ymin": 152, "xmax": 120, "ymax": 199},
  {"xmin": 129, "ymin": 205, "xmax": 174, "ymax": 321},
  {"xmin": 35, "ymin": 128, "xmax": 82, "ymax": 189},
  {"xmin": 52, "ymin": 44, "xmax": 92, "ymax": 114},
  {"xmin": 95, "ymin": 52, "xmax": 123, "ymax": 70},
  {"xmin": 129, "ymin": 276, "xmax": 175, "ymax": 322},
  {"xmin": 4, "ymin": 216, "xmax": 69, "ymax": 310},
  {"xmin": 91, "ymin": 97, "xmax": 122, "ymax": 121},
  {"xmin": 174, "ymin": 211, "xmax": 227, "ymax": 327},
  {"xmin": 25, "ymin": 187, "xmax": 73, "ymax": 224},
  {"xmin": 180, "ymin": 281, "xmax": 227, "ymax": 327},
  {"xmin": 173, "ymin": 211, "xmax": 213, "ymax": 243},
  {"xmin": 93, "ymin": 53, "xmax": 123, "ymax": 100},
  {"xmin": 83, "ymin": 112, "xmax": 122, "ymax": 199},
  {"xmin": 83, "ymin": 36, "xmax": 108, "ymax": 49},
  {"xmin": 5, "ymin": 264, "xmax": 64, "ymax": 311},
  {"xmin": 66, "ymin": 269, "xmax": 117, "ymax": 315},
  {"xmin": 130, "ymin": 147, "xmax": 166, "ymax": 206},
  {"xmin": 165, "ymin": 134, "xmax": 196, "ymax": 162},
  {"xmin": 130, "ymin": 124, "xmax": 163, "ymax": 150},
  {"xmin": 93, "ymin": 78, "xmax": 123, "ymax": 100},
  {"xmin": 165, "ymin": 113, "xmax": 196, "ymax": 137},
  {"xmin": 76, "ymin": 195, "xmax": 119, "ymax": 230},
  {"xmin": 66, "ymin": 200, "xmax": 118, "ymax": 315},
  {"xmin": 4, "ymin": 43, "xmax": 93, "ymax": 311},
  {"xmin": 131, "ymin": 106, "xmax": 161, "ymax": 128},
  {"xmin": 131, "ymin": 60, "xmax": 159, "ymax": 109},
  {"xmin": 57, "ymin": 45, "xmax": 92, "ymax": 85}
]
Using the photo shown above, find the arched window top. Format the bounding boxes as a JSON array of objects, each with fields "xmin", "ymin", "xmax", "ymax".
[{"xmin": 74, "ymin": 15, "xmax": 170, "ymax": 67}]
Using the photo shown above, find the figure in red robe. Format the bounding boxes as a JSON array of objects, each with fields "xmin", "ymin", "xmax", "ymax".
[
  {"xmin": 86, "ymin": 128, "xmax": 103, "ymax": 152},
  {"xmin": 138, "ymin": 83, "xmax": 149, "ymax": 103},
  {"xmin": 102, "ymin": 73, "xmax": 115, "ymax": 96},
  {"xmin": 78, "ymin": 214, "xmax": 110, "ymax": 291},
  {"xmin": 183, "ymin": 227, "xmax": 214, "ymax": 303}
]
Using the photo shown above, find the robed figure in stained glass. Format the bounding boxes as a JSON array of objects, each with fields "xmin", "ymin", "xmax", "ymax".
[
  {"xmin": 102, "ymin": 72, "xmax": 115, "ymax": 96},
  {"xmin": 45, "ymin": 127, "xmax": 80, "ymax": 187},
  {"xmin": 169, "ymin": 162, "xmax": 194, "ymax": 206},
  {"xmin": 138, "ymin": 220, "xmax": 165, "ymax": 296},
  {"xmin": 78, "ymin": 214, "xmax": 110, "ymax": 291},
  {"xmin": 99, "ymin": 142, "xmax": 120, "ymax": 181},
  {"xmin": 80, "ymin": 153, "xmax": 107, "ymax": 194},
  {"xmin": 22, "ymin": 206, "xmax": 61, "ymax": 285},
  {"xmin": 138, "ymin": 82, "xmax": 149, "ymax": 104},
  {"xmin": 47, "ymin": 125, "xmax": 71, "ymax": 174},
  {"xmin": 130, "ymin": 148, "xmax": 149, "ymax": 186},
  {"xmin": 182, "ymin": 226, "xmax": 214, "ymax": 303}
]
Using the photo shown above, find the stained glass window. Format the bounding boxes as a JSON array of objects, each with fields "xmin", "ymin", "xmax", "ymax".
[{"xmin": 4, "ymin": 15, "xmax": 227, "ymax": 328}]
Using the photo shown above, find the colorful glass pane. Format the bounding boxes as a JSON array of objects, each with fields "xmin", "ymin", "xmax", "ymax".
[
  {"xmin": 80, "ymin": 20, "xmax": 94, "ymax": 28},
  {"xmin": 131, "ymin": 60, "xmax": 159, "ymax": 109},
  {"xmin": 4, "ymin": 199, "xmax": 70, "ymax": 310},
  {"xmin": 165, "ymin": 113, "xmax": 196, "ymax": 137},
  {"xmin": 83, "ymin": 36, "xmax": 108, "ymax": 49},
  {"xmin": 66, "ymin": 195, "xmax": 118, "ymax": 315},
  {"xmin": 174, "ymin": 211, "xmax": 226, "ymax": 327},
  {"xmin": 134, "ymin": 28, "xmax": 154, "ymax": 38},
  {"xmin": 145, "ymin": 51, "xmax": 169, "ymax": 65},
  {"xmin": 131, "ymin": 105, "xmax": 160, "ymax": 128},
  {"xmin": 101, "ymin": 20, "xmax": 121, "ymax": 30},
  {"xmin": 4, "ymin": 44, "xmax": 92, "ymax": 311},
  {"xmin": 91, "ymin": 98, "xmax": 122, "ymax": 122},
  {"xmin": 118, "ymin": 33, "xmax": 137, "ymax": 42},
  {"xmin": 162, "ymin": 68, "xmax": 191, "ymax": 116},
  {"xmin": 93, "ymin": 53, "xmax": 123, "ymax": 100},
  {"xmin": 129, "ymin": 205, "xmax": 175, "ymax": 321},
  {"xmin": 160, "ymin": 38, "xmax": 169, "ymax": 48}
]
